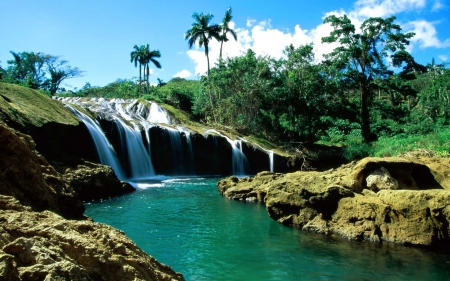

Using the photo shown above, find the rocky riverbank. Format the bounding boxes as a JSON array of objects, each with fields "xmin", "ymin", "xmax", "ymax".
[
  {"xmin": 0, "ymin": 121, "xmax": 184, "ymax": 280},
  {"xmin": 218, "ymin": 157, "xmax": 450, "ymax": 249}
]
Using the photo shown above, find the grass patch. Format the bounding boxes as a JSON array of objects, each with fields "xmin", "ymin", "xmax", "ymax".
[
  {"xmin": 372, "ymin": 128, "xmax": 450, "ymax": 158},
  {"xmin": 0, "ymin": 82, "xmax": 79, "ymax": 128}
]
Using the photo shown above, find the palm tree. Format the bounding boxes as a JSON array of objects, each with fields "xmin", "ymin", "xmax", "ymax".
[
  {"xmin": 130, "ymin": 45, "xmax": 145, "ymax": 93},
  {"xmin": 141, "ymin": 44, "xmax": 162, "ymax": 93},
  {"xmin": 219, "ymin": 7, "xmax": 237, "ymax": 61},
  {"xmin": 185, "ymin": 12, "xmax": 221, "ymax": 76}
]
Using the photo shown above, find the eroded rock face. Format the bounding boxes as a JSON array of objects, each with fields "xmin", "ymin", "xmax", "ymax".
[
  {"xmin": 55, "ymin": 161, "xmax": 135, "ymax": 201},
  {"xmin": 0, "ymin": 195, "xmax": 184, "ymax": 281},
  {"xmin": 0, "ymin": 121, "xmax": 84, "ymax": 218},
  {"xmin": 218, "ymin": 157, "xmax": 450, "ymax": 249}
]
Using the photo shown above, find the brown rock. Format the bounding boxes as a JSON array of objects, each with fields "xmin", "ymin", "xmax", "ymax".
[
  {"xmin": 218, "ymin": 157, "xmax": 450, "ymax": 249},
  {"xmin": 0, "ymin": 121, "xmax": 84, "ymax": 218},
  {"xmin": 0, "ymin": 195, "xmax": 184, "ymax": 281},
  {"xmin": 55, "ymin": 161, "xmax": 135, "ymax": 201}
]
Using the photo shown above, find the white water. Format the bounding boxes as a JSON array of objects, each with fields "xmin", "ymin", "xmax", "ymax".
[
  {"xmin": 114, "ymin": 118, "xmax": 155, "ymax": 179},
  {"xmin": 66, "ymin": 105, "xmax": 126, "ymax": 180},
  {"xmin": 148, "ymin": 103, "xmax": 170, "ymax": 124},
  {"xmin": 203, "ymin": 129, "xmax": 250, "ymax": 176},
  {"xmin": 269, "ymin": 151, "xmax": 274, "ymax": 173},
  {"xmin": 179, "ymin": 127, "xmax": 195, "ymax": 175}
]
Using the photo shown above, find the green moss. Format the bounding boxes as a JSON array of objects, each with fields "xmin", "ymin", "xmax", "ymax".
[{"xmin": 0, "ymin": 82, "xmax": 79, "ymax": 128}]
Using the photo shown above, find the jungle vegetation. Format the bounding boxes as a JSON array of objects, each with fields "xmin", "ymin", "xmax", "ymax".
[{"xmin": 1, "ymin": 12, "xmax": 449, "ymax": 160}]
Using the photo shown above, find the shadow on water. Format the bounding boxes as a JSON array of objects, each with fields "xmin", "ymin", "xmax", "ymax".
[{"xmin": 85, "ymin": 177, "xmax": 450, "ymax": 281}]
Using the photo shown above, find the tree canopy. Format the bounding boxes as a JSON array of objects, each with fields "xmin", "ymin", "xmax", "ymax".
[
  {"xmin": 321, "ymin": 15, "xmax": 419, "ymax": 142},
  {"xmin": 1, "ymin": 51, "xmax": 82, "ymax": 95}
]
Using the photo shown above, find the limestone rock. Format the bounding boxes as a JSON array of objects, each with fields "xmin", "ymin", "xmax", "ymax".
[
  {"xmin": 0, "ymin": 195, "xmax": 184, "ymax": 281},
  {"xmin": 218, "ymin": 157, "xmax": 450, "ymax": 249},
  {"xmin": 0, "ymin": 121, "xmax": 84, "ymax": 218},
  {"xmin": 55, "ymin": 161, "xmax": 135, "ymax": 201},
  {"xmin": 366, "ymin": 166, "xmax": 398, "ymax": 192}
]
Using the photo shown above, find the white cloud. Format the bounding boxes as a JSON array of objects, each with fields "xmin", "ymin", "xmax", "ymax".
[
  {"xmin": 185, "ymin": 0, "xmax": 450, "ymax": 76},
  {"xmin": 405, "ymin": 20, "xmax": 450, "ymax": 49},
  {"xmin": 432, "ymin": 0, "xmax": 443, "ymax": 11},
  {"xmin": 173, "ymin": 69, "xmax": 192, "ymax": 78},
  {"xmin": 353, "ymin": 0, "xmax": 426, "ymax": 18},
  {"xmin": 438, "ymin": 55, "xmax": 448, "ymax": 61},
  {"xmin": 246, "ymin": 19, "xmax": 256, "ymax": 27}
]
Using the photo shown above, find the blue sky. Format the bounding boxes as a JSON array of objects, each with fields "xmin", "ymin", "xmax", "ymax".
[{"xmin": 1, "ymin": 0, "xmax": 449, "ymax": 90}]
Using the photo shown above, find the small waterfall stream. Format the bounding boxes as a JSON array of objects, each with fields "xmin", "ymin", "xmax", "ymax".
[
  {"xmin": 114, "ymin": 118, "xmax": 155, "ymax": 179},
  {"xmin": 269, "ymin": 151, "xmax": 274, "ymax": 173},
  {"xmin": 203, "ymin": 129, "xmax": 250, "ymax": 176}
]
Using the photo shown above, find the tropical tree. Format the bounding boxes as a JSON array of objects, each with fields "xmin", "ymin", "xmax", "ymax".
[
  {"xmin": 6, "ymin": 51, "xmax": 49, "ymax": 88},
  {"xmin": 321, "ymin": 15, "xmax": 417, "ymax": 143},
  {"xmin": 3, "ymin": 51, "xmax": 82, "ymax": 94},
  {"xmin": 157, "ymin": 78, "xmax": 166, "ymax": 87},
  {"xmin": 130, "ymin": 45, "xmax": 145, "ymax": 93},
  {"xmin": 219, "ymin": 7, "xmax": 237, "ymax": 61},
  {"xmin": 185, "ymin": 12, "xmax": 221, "ymax": 76},
  {"xmin": 44, "ymin": 56, "xmax": 83, "ymax": 95},
  {"xmin": 141, "ymin": 44, "xmax": 161, "ymax": 93}
]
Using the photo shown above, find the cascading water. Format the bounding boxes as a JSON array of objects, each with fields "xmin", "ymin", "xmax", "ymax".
[
  {"xmin": 204, "ymin": 129, "xmax": 250, "ymax": 176},
  {"xmin": 179, "ymin": 127, "xmax": 195, "ymax": 175},
  {"xmin": 66, "ymin": 105, "xmax": 126, "ymax": 180},
  {"xmin": 165, "ymin": 127, "xmax": 185, "ymax": 175},
  {"xmin": 58, "ymin": 98, "xmax": 276, "ymax": 177},
  {"xmin": 269, "ymin": 150, "xmax": 274, "ymax": 173},
  {"xmin": 148, "ymin": 103, "xmax": 170, "ymax": 124},
  {"xmin": 231, "ymin": 140, "xmax": 250, "ymax": 176},
  {"xmin": 113, "ymin": 118, "xmax": 155, "ymax": 179}
]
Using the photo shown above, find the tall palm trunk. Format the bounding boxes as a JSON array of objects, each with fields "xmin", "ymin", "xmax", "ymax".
[
  {"xmin": 138, "ymin": 63, "xmax": 142, "ymax": 93},
  {"xmin": 219, "ymin": 39, "xmax": 224, "ymax": 60},
  {"xmin": 146, "ymin": 63, "xmax": 150, "ymax": 94}
]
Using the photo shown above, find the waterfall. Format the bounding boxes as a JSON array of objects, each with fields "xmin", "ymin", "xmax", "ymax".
[
  {"xmin": 180, "ymin": 128, "xmax": 195, "ymax": 175},
  {"xmin": 113, "ymin": 118, "xmax": 155, "ymax": 179},
  {"xmin": 165, "ymin": 127, "xmax": 184, "ymax": 174},
  {"xmin": 148, "ymin": 103, "xmax": 170, "ymax": 124},
  {"xmin": 66, "ymin": 105, "xmax": 126, "ymax": 180},
  {"xmin": 203, "ymin": 129, "xmax": 250, "ymax": 176},
  {"xmin": 269, "ymin": 151, "xmax": 274, "ymax": 173},
  {"xmin": 230, "ymin": 140, "xmax": 250, "ymax": 176}
]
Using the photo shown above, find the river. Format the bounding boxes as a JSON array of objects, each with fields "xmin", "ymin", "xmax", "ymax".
[{"xmin": 85, "ymin": 177, "xmax": 450, "ymax": 281}]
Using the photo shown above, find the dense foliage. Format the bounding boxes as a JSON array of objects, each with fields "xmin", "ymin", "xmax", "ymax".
[{"xmin": 1, "ymin": 13, "xmax": 449, "ymax": 160}]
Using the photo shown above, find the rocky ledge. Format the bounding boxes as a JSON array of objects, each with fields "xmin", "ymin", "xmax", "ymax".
[
  {"xmin": 54, "ymin": 161, "xmax": 135, "ymax": 201},
  {"xmin": 0, "ymin": 121, "xmax": 184, "ymax": 280},
  {"xmin": 218, "ymin": 157, "xmax": 450, "ymax": 249},
  {"xmin": 0, "ymin": 195, "xmax": 183, "ymax": 281}
]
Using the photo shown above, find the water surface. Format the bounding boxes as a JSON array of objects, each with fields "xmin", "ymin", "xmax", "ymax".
[{"xmin": 85, "ymin": 178, "xmax": 450, "ymax": 281}]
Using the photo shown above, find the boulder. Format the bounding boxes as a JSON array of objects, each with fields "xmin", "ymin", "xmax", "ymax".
[
  {"xmin": 366, "ymin": 166, "xmax": 398, "ymax": 192},
  {"xmin": 54, "ymin": 161, "xmax": 135, "ymax": 201},
  {"xmin": 218, "ymin": 157, "xmax": 450, "ymax": 249}
]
